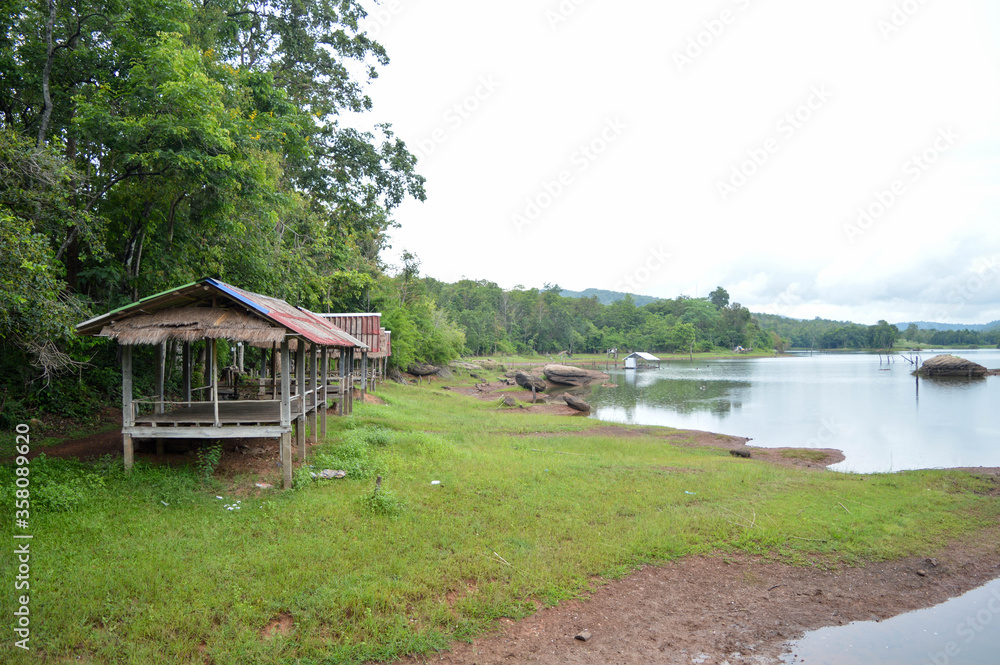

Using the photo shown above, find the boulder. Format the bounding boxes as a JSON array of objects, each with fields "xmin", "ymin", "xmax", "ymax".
[
  {"xmin": 408, "ymin": 363, "xmax": 439, "ymax": 376},
  {"xmin": 515, "ymin": 372, "xmax": 546, "ymax": 392},
  {"xmin": 562, "ymin": 394, "xmax": 591, "ymax": 412},
  {"xmin": 543, "ymin": 364, "xmax": 593, "ymax": 386},
  {"xmin": 474, "ymin": 359, "xmax": 505, "ymax": 371},
  {"xmin": 918, "ymin": 355, "xmax": 988, "ymax": 378}
]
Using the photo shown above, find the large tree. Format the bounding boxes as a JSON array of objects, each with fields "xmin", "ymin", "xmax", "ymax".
[{"xmin": 1, "ymin": 0, "xmax": 425, "ymax": 399}]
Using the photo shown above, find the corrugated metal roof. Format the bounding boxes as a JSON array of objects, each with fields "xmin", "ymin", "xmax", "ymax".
[
  {"xmin": 625, "ymin": 352, "xmax": 660, "ymax": 361},
  {"xmin": 320, "ymin": 313, "xmax": 382, "ymax": 354},
  {"xmin": 76, "ymin": 278, "xmax": 367, "ymax": 349}
]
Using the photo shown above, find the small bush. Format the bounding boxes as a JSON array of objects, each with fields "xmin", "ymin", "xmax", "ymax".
[
  {"xmin": 195, "ymin": 443, "xmax": 223, "ymax": 480},
  {"xmin": 360, "ymin": 486, "xmax": 405, "ymax": 517}
]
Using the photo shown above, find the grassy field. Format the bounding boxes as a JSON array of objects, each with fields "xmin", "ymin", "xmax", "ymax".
[{"xmin": 3, "ymin": 382, "xmax": 999, "ymax": 664}]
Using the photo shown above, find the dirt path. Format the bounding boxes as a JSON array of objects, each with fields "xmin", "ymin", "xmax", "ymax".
[{"xmin": 398, "ymin": 534, "xmax": 1000, "ymax": 665}]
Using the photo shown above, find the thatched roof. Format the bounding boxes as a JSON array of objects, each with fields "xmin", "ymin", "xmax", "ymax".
[
  {"xmin": 100, "ymin": 307, "xmax": 285, "ymax": 347},
  {"xmin": 77, "ymin": 278, "xmax": 368, "ymax": 349}
]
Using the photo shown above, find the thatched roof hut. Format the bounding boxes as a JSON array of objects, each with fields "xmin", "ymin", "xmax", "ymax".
[{"xmin": 75, "ymin": 278, "xmax": 368, "ymax": 489}]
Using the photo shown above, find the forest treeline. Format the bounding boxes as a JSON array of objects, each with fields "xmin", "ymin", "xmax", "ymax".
[{"xmin": 421, "ymin": 279, "xmax": 998, "ymax": 357}]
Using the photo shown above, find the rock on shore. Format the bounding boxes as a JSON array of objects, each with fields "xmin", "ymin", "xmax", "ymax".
[
  {"xmin": 515, "ymin": 372, "xmax": 546, "ymax": 392},
  {"xmin": 543, "ymin": 364, "xmax": 593, "ymax": 386},
  {"xmin": 918, "ymin": 354, "xmax": 988, "ymax": 378}
]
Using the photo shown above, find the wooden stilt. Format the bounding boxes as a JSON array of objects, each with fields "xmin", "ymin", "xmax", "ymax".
[
  {"xmin": 309, "ymin": 343, "xmax": 318, "ymax": 444},
  {"xmin": 122, "ymin": 345, "xmax": 134, "ymax": 473},
  {"xmin": 210, "ymin": 338, "xmax": 220, "ymax": 426},
  {"xmin": 296, "ymin": 340, "xmax": 306, "ymax": 460},
  {"xmin": 280, "ymin": 340, "xmax": 291, "ymax": 486},
  {"xmin": 338, "ymin": 350, "xmax": 346, "ymax": 416},
  {"xmin": 271, "ymin": 342, "xmax": 278, "ymax": 400},
  {"xmin": 347, "ymin": 347, "xmax": 355, "ymax": 415},
  {"xmin": 361, "ymin": 351, "xmax": 368, "ymax": 398},
  {"xmin": 320, "ymin": 348, "xmax": 329, "ymax": 438},
  {"xmin": 281, "ymin": 432, "xmax": 292, "ymax": 490},
  {"xmin": 182, "ymin": 342, "xmax": 192, "ymax": 405},
  {"xmin": 156, "ymin": 341, "xmax": 166, "ymax": 415}
]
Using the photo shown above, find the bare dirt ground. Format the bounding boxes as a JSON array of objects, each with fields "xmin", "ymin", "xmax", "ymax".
[{"xmin": 398, "ymin": 535, "xmax": 1000, "ymax": 665}]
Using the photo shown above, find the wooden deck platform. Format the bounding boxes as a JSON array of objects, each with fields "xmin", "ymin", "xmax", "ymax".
[
  {"xmin": 127, "ymin": 397, "xmax": 327, "ymax": 440},
  {"xmin": 134, "ymin": 400, "xmax": 305, "ymax": 426}
]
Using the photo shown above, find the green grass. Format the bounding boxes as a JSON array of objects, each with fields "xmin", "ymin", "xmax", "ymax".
[
  {"xmin": 2, "ymin": 382, "xmax": 998, "ymax": 664},
  {"xmin": 780, "ymin": 448, "xmax": 831, "ymax": 463}
]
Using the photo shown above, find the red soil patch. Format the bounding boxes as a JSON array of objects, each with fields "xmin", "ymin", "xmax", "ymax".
[
  {"xmin": 262, "ymin": 612, "xmax": 293, "ymax": 639},
  {"xmin": 396, "ymin": 533, "xmax": 1000, "ymax": 665}
]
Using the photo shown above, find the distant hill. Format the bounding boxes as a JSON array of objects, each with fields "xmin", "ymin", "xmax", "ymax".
[
  {"xmin": 560, "ymin": 288, "xmax": 661, "ymax": 307},
  {"xmin": 895, "ymin": 320, "xmax": 1000, "ymax": 332}
]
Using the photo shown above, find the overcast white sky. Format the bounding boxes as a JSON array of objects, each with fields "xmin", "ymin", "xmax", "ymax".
[{"xmin": 353, "ymin": 0, "xmax": 1000, "ymax": 325}]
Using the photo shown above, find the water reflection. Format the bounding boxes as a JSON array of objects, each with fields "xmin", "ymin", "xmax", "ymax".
[
  {"xmin": 782, "ymin": 577, "xmax": 1000, "ymax": 664},
  {"xmin": 587, "ymin": 350, "xmax": 1000, "ymax": 472},
  {"xmin": 594, "ymin": 369, "xmax": 749, "ymax": 417}
]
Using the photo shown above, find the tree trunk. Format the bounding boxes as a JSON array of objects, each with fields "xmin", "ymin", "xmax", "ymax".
[{"xmin": 37, "ymin": 0, "xmax": 56, "ymax": 146}]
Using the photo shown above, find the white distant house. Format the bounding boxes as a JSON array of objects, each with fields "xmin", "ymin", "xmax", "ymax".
[{"xmin": 623, "ymin": 352, "xmax": 661, "ymax": 370}]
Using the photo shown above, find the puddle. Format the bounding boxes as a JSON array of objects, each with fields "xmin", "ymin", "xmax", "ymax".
[{"xmin": 782, "ymin": 578, "xmax": 1000, "ymax": 664}]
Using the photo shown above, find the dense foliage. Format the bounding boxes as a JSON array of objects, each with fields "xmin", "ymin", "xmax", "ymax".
[{"xmin": 0, "ymin": 0, "xmax": 438, "ymax": 423}]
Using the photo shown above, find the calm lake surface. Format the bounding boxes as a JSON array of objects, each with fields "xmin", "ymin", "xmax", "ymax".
[
  {"xmin": 587, "ymin": 349, "xmax": 1000, "ymax": 473},
  {"xmin": 781, "ymin": 577, "xmax": 1000, "ymax": 665}
]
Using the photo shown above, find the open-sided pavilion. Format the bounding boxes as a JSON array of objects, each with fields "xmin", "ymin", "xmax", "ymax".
[{"xmin": 75, "ymin": 278, "xmax": 367, "ymax": 488}]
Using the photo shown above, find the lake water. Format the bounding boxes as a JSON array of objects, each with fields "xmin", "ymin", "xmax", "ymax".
[
  {"xmin": 587, "ymin": 349, "xmax": 1000, "ymax": 473},
  {"xmin": 781, "ymin": 577, "xmax": 1000, "ymax": 665}
]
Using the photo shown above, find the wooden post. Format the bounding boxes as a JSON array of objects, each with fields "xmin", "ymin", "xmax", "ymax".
[
  {"xmin": 210, "ymin": 338, "xmax": 220, "ymax": 426},
  {"xmin": 361, "ymin": 351, "xmax": 368, "ymax": 398},
  {"xmin": 156, "ymin": 341, "xmax": 166, "ymax": 415},
  {"xmin": 270, "ymin": 342, "xmax": 278, "ymax": 400},
  {"xmin": 155, "ymin": 341, "xmax": 165, "ymax": 456},
  {"xmin": 205, "ymin": 339, "xmax": 212, "ymax": 400},
  {"xmin": 338, "ymin": 349, "xmax": 346, "ymax": 416},
  {"xmin": 280, "ymin": 340, "xmax": 292, "ymax": 488},
  {"xmin": 296, "ymin": 340, "xmax": 306, "ymax": 460},
  {"xmin": 347, "ymin": 347, "xmax": 355, "ymax": 415},
  {"xmin": 182, "ymin": 342, "xmax": 192, "ymax": 405},
  {"xmin": 309, "ymin": 343, "xmax": 318, "ymax": 444},
  {"xmin": 122, "ymin": 344, "xmax": 134, "ymax": 473},
  {"xmin": 320, "ymin": 347, "xmax": 329, "ymax": 438}
]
